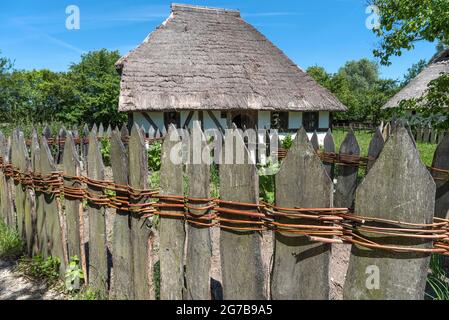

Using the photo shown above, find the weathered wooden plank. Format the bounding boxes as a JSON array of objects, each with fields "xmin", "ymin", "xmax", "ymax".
[
  {"xmin": 159, "ymin": 124, "xmax": 185, "ymax": 300},
  {"xmin": 29, "ymin": 129, "xmax": 39, "ymax": 255},
  {"xmin": 106, "ymin": 125, "xmax": 112, "ymax": 138},
  {"xmin": 271, "ymin": 128, "xmax": 333, "ymax": 299},
  {"xmin": 63, "ymin": 132, "xmax": 82, "ymax": 261},
  {"xmin": 219, "ymin": 128, "xmax": 265, "ymax": 300},
  {"xmin": 3, "ymin": 137, "xmax": 14, "ymax": 228},
  {"xmin": 87, "ymin": 126, "xmax": 108, "ymax": 294},
  {"xmin": 128, "ymin": 124, "xmax": 153, "ymax": 300},
  {"xmin": 334, "ymin": 129, "xmax": 360, "ymax": 208},
  {"xmin": 98, "ymin": 123, "xmax": 104, "ymax": 138},
  {"xmin": 185, "ymin": 121, "xmax": 211, "ymax": 300},
  {"xmin": 343, "ymin": 127, "xmax": 435, "ymax": 300},
  {"xmin": 56, "ymin": 127, "xmax": 66, "ymax": 164},
  {"xmin": 121, "ymin": 125, "xmax": 129, "ymax": 147},
  {"xmin": 366, "ymin": 127, "xmax": 384, "ymax": 173},
  {"xmin": 40, "ymin": 136, "xmax": 66, "ymax": 274},
  {"xmin": 33, "ymin": 134, "xmax": 47, "ymax": 257},
  {"xmin": 323, "ymin": 129, "xmax": 335, "ymax": 180},
  {"xmin": 11, "ymin": 130, "xmax": 25, "ymax": 238},
  {"xmin": 110, "ymin": 128, "xmax": 134, "ymax": 299},
  {"xmin": 82, "ymin": 124, "xmax": 89, "ymax": 164},
  {"xmin": 0, "ymin": 132, "xmax": 11, "ymax": 226},
  {"xmin": 431, "ymin": 132, "xmax": 449, "ymax": 219},
  {"xmin": 310, "ymin": 131, "xmax": 319, "ymax": 152}
]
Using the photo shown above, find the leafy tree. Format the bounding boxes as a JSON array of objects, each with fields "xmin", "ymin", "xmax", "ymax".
[
  {"xmin": 65, "ymin": 49, "xmax": 125, "ymax": 126},
  {"xmin": 372, "ymin": 0, "xmax": 449, "ymax": 65}
]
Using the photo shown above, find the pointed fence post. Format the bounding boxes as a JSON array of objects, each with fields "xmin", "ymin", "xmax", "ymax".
[
  {"xmin": 11, "ymin": 130, "xmax": 25, "ymax": 238},
  {"xmin": 110, "ymin": 129, "xmax": 134, "ymax": 299},
  {"xmin": 57, "ymin": 127, "xmax": 66, "ymax": 164},
  {"xmin": 87, "ymin": 126, "xmax": 108, "ymax": 294},
  {"xmin": 334, "ymin": 130, "xmax": 360, "ymax": 208},
  {"xmin": 185, "ymin": 122, "xmax": 211, "ymax": 300},
  {"xmin": 128, "ymin": 124, "xmax": 152, "ymax": 300},
  {"xmin": 4, "ymin": 137, "xmax": 14, "ymax": 228},
  {"xmin": 98, "ymin": 123, "xmax": 104, "ymax": 138},
  {"xmin": 311, "ymin": 131, "xmax": 319, "ymax": 151},
  {"xmin": 219, "ymin": 128, "xmax": 265, "ymax": 300},
  {"xmin": 366, "ymin": 127, "xmax": 384, "ymax": 173},
  {"xmin": 33, "ymin": 134, "xmax": 47, "ymax": 257},
  {"xmin": 82, "ymin": 124, "xmax": 89, "ymax": 164},
  {"xmin": 0, "ymin": 132, "xmax": 12, "ymax": 226},
  {"xmin": 40, "ymin": 136, "xmax": 66, "ymax": 274},
  {"xmin": 29, "ymin": 129, "xmax": 39, "ymax": 255},
  {"xmin": 431, "ymin": 133, "xmax": 449, "ymax": 219},
  {"xmin": 343, "ymin": 127, "xmax": 435, "ymax": 300},
  {"xmin": 271, "ymin": 128, "xmax": 333, "ymax": 299},
  {"xmin": 323, "ymin": 129, "xmax": 335, "ymax": 180},
  {"xmin": 121, "ymin": 125, "xmax": 129, "ymax": 148},
  {"xmin": 63, "ymin": 132, "xmax": 82, "ymax": 262},
  {"xmin": 159, "ymin": 124, "xmax": 186, "ymax": 300}
]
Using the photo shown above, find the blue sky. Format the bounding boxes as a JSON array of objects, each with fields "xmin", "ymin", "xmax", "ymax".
[{"xmin": 0, "ymin": 0, "xmax": 437, "ymax": 81}]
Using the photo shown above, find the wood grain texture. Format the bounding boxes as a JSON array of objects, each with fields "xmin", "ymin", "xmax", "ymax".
[
  {"xmin": 87, "ymin": 127, "xmax": 108, "ymax": 294},
  {"xmin": 343, "ymin": 127, "xmax": 435, "ymax": 300},
  {"xmin": 128, "ymin": 124, "xmax": 152, "ymax": 300},
  {"xmin": 334, "ymin": 129, "xmax": 360, "ymax": 208},
  {"xmin": 271, "ymin": 128, "xmax": 333, "ymax": 300},
  {"xmin": 185, "ymin": 122, "xmax": 212, "ymax": 300},
  {"xmin": 159, "ymin": 124, "xmax": 186, "ymax": 300},
  {"xmin": 40, "ymin": 136, "xmax": 66, "ymax": 274},
  {"xmin": 219, "ymin": 128, "xmax": 265, "ymax": 300},
  {"xmin": 110, "ymin": 129, "xmax": 134, "ymax": 299}
]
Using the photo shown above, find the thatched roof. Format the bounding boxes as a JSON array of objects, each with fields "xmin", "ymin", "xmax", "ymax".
[
  {"xmin": 384, "ymin": 48, "xmax": 449, "ymax": 109},
  {"xmin": 116, "ymin": 4, "xmax": 347, "ymax": 112}
]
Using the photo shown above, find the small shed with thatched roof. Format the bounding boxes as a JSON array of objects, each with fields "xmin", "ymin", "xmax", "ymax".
[
  {"xmin": 384, "ymin": 48, "xmax": 449, "ymax": 110},
  {"xmin": 116, "ymin": 3, "xmax": 347, "ymax": 137}
]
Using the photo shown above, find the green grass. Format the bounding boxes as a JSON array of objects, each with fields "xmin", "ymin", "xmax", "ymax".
[
  {"xmin": 426, "ymin": 254, "xmax": 449, "ymax": 300},
  {"xmin": 333, "ymin": 129, "xmax": 437, "ymax": 167},
  {"xmin": 0, "ymin": 220, "xmax": 23, "ymax": 259}
]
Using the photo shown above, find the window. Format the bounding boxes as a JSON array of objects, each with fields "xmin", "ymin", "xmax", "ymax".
[
  {"xmin": 164, "ymin": 112, "xmax": 180, "ymax": 128},
  {"xmin": 302, "ymin": 112, "xmax": 319, "ymax": 131},
  {"xmin": 270, "ymin": 112, "xmax": 289, "ymax": 131},
  {"xmin": 220, "ymin": 111, "xmax": 227, "ymax": 119}
]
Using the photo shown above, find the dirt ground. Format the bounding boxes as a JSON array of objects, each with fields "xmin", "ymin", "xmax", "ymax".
[{"xmin": 0, "ymin": 260, "xmax": 64, "ymax": 300}]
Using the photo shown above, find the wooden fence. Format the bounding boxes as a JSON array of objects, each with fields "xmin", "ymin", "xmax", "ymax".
[{"xmin": 0, "ymin": 122, "xmax": 448, "ymax": 300}]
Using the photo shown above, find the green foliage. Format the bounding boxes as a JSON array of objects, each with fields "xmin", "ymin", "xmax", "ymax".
[
  {"xmin": 17, "ymin": 255, "xmax": 60, "ymax": 285},
  {"xmin": 307, "ymin": 59, "xmax": 399, "ymax": 124},
  {"xmin": 371, "ymin": 0, "xmax": 449, "ymax": 66},
  {"xmin": 210, "ymin": 163, "xmax": 220, "ymax": 198},
  {"xmin": 100, "ymin": 138, "xmax": 111, "ymax": 166},
  {"xmin": 258, "ymin": 158, "xmax": 281, "ymax": 204},
  {"xmin": 0, "ymin": 220, "xmax": 23, "ymax": 259},
  {"xmin": 153, "ymin": 260, "xmax": 161, "ymax": 300},
  {"xmin": 65, "ymin": 256, "xmax": 84, "ymax": 293},
  {"xmin": 282, "ymin": 134, "xmax": 293, "ymax": 150},
  {"xmin": 148, "ymin": 142, "xmax": 162, "ymax": 172},
  {"xmin": 426, "ymin": 254, "xmax": 449, "ymax": 300},
  {"xmin": 0, "ymin": 49, "xmax": 125, "ymax": 127},
  {"xmin": 70, "ymin": 287, "xmax": 104, "ymax": 300}
]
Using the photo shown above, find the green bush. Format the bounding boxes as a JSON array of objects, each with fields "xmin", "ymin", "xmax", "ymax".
[
  {"xmin": 0, "ymin": 220, "xmax": 23, "ymax": 259},
  {"xmin": 148, "ymin": 142, "xmax": 162, "ymax": 172},
  {"xmin": 17, "ymin": 255, "xmax": 60, "ymax": 285}
]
